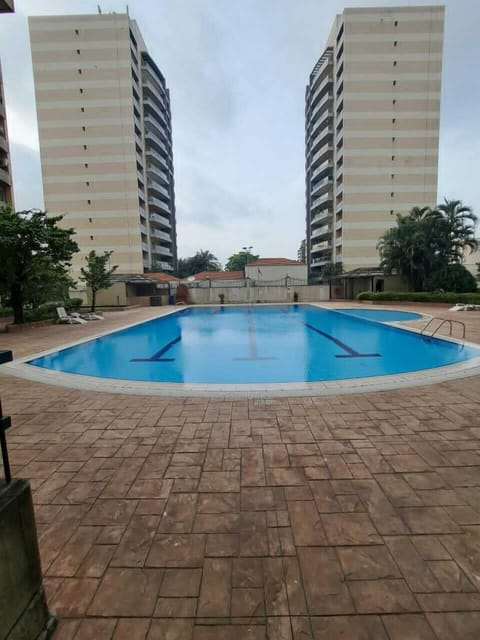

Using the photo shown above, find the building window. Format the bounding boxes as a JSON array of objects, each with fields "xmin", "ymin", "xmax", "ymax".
[
  {"xmin": 82, "ymin": 126, "xmax": 86, "ymax": 131},
  {"xmin": 392, "ymin": 118, "xmax": 396, "ymax": 123},
  {"xmin": 79, "ymin": 88, "xmax": 83, "ymax": 94},
  {"xmin": 391, "ymin": 174, "xmax": 395, "ymax": 179},
  {"xmin": 392, "ymin": 99, "xmax": 396, "ymax": 105},
  {"xmin": 77, "ymin": 49, "xmax": 80, "ymax": 55},
  {"xmin": 87, "ymin": 199, "xmax": 91, "ymax": 204},
  {"xmin": 86, "ymin": 181, "xmax": 90, "ymax": 186},
  {"xmin": 90, "ymin": 235, "xmax": 94, "ymax": 240},
  {"xmin": 394, "ymin": 41, "xmax": 398, "ymax": 46},
  {"xmin": 84, "ymin": 163, "xmax": 88, "ymax": 168},
  {"xmin": 391, "ymin": 192, "xmax": 394, "ymax": 197},
  {"xmin": 392, "ymin": 137, "xmax": 396, "ymax": 142},
  {"xmin": 78, "ymin": 69, "xmax": 82, "ymax": 74},
  {"xmin": 393, "ymin": 60, "xmax": 397, "ymax": 66},
  {"xmin": 81, "ymin": 107, "xmax": 85, "ymax": 112},
  {"xmin": 392, "ymin": 155, "xmax": 395, "ymax": 161},
  {"xmin": 83, "ymin": 144, "xmax": 87, "ymax": 149},
  {"xmin": 394, "ymin": 20, "xmax": 398, "ymax": 26},
  {"xmin": 75, "ymin": 29, "xmax": 79, "ymax": 35},
  {"xmin": 390, "ymin": 209, "xmax": 394, "ymax": 214},
  {"xmin": 392, "ymin": 80, "xmax": 396, "ymax": 86}
]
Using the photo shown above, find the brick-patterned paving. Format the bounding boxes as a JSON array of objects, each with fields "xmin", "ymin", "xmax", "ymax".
[{"xmin": 2, "ymin": 304, "xmax": 480, "ymax": 639}]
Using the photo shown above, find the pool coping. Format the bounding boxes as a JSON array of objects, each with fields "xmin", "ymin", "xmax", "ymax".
[{"xmin": 2, "ymin": 303, "xmax": 480, "ymax": 398}]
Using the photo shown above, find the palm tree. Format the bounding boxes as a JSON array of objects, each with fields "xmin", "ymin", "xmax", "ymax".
[{"xmin": 435, "ymin": 199, "xmax": 478, "ymax": 263}]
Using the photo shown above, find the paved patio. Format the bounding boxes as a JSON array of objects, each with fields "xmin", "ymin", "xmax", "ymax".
[{"xmin": 2, "ymin": 304, "xmax": 480, "ymax": 639}]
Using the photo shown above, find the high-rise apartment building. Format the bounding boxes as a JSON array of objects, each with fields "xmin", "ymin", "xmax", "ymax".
[
  {"xmin": 0, "ymin": 0, "xmax": 14, "ymax": 208},
  {"xmin": 29, "ymin": 12, "xmax": 177, "ymax": 276},
  {"xmin": 305, "ymin": 5, "xmax": 444, "ymax": 279},
  {"xmin": 0, "ymin": 63, "xmax": 14, "ymax": 208}
]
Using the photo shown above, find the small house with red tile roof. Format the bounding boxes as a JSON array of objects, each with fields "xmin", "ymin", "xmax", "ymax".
[
  {"xmin": 245, "ymin": 258, "xmax": 307, "ymax": 282},
  {"xmin": 148, "ymin": 272, "xmax": 180, "ymax": 284}
]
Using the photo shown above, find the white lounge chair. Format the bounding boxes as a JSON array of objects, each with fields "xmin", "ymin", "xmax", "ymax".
[
  {"xmin": 56, "ymin": 307, "xmax": 87, "ymax": 324},
  {"xmin": 71, "ymin": 311, "xmax": 104, "ymax": 321},
  {"xmin": 449, "ymin": 303, "xmax": 480, "ymax": 312}
]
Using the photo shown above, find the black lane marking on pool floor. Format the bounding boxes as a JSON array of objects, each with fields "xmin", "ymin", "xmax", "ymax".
[
  {"xmin": 280, "ymin": 309, "xmax": 380, "ymax": 359},
  {"xmin": 234, "ymin": 307, "xmax": 276, "ymax": 361},
  {"xmin": 130, "ymin": 336, "xmax": 181, "ymax": 362}
]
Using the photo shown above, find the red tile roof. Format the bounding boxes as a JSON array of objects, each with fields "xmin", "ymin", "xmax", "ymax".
[
  {"xmin": 148, "ymin": 272, "xmax": 180, "ymax": 282},
  {"xmin": 247, "ymin": 258, "xmax": 305, "ymax": 266},
  {"xmin": 190, "ymin": 271, "xmax": 245, "ymax": 281}
]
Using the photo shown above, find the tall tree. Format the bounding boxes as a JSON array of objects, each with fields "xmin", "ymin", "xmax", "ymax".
[
  {"xmin": 0, "ymin": 207, "xmax": 78, "ymax": 323},
  {"xmin": 378, "ymin": 200, "xmax": 478, "ymax": 291},
  {"xmin": 435, "ymin": 199, "xmax": 478, "ymax": 263},
  {"xmin": 225, "ymin": 250, "xmax": 259, "ymax": 272},
  {"xmin": 79, "ymin": 250, "xmax": 118, "ymax": 312},
  {"xmin": 175, "ymin": 250, "xmax": 220, "ymax": 278}
]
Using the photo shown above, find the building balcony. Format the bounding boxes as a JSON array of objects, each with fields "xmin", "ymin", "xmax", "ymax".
[
  {"xmin": 139, "ymin": 206, "xmax": 147, "ymax": 220},
  {"xmin": 145, "ymin": 147, "xmax": 170, "ymax": 172},
  {"xmin": 0, "ymin": 166, "xmax": 11, "ymax": 186},
  {"xmin": 311, "ymin": 190, "xmax": 333, "ymax": 210},
  {"xmin": 149, "ymin": 196, "xmax": 171, "ymax": 215},
  {"xmin": 147, "ymin": 163, "xmax": 169, "ymax": 185},
  {"xmin": 311, "ymin": 176, "xmax": 332, "ymax": 197},
  {"xmin": 311, "ymin": 210, "xmax": 332, "ymax": 227},
  {"xmin": 140, "ymin": 223, "xmax": 147, "ymax": 235},
  {"xmin": 157, "ymin": 261, "xmax": 174, "ymax": 272},
  {"xmin": 308, "ymin": 109, "xmax": 333, "ymax": 142},
  {"xmin": 335, "ymin": 236, "xmax": 342, "ymax": 246},
  {"xmin": 311, "ymin": 240, "xmax": 331, "ymax": 253},
  {"xmin": 311, "ymin": 224, "xmax": 332, "ymax": 239},
  {"xmin": 311, "ymin": 143, "xmax": 332, "ymax": 168},
  {"xmin": 143, "ymin": 97, "xmax": 170, "ymax": 131},
  {"xmin": 335, "ymin": 219, "xmax": 343, "ymax": 230},
  {"xmin": 147, "ymin": 179, "xmax": 170, "ymax": 200},
  {"xmin": 150, "ymin": 212, "xmax": 171, "ymax": 229},
  {"xmin": 142, "ymin": 241, "xmax": 149, "ymax": 252},
  {"xmin": 144, "ymin": 130, "xmax": 170, "ymax": 157},
  {"xmin": 311, "ymin": 159, "xmax": 332, "ymax": 180},
  {"xmin": 309, "ymin": 127, "xmax": 333, "ymax": 158},
  {"xmin": 152, "ymin": 244, "xmax": 173, "ymax": 257},
  {"xmin": 311, "ymin": 257, "xmax": 331, "ymax": 267},
  {"xmin": 309, "ymin": 91, "xmax": 333, "ymax": 122},
  {"xmin": 144, "ymin": 115, "xmax": 169, "ymax": 144},
  {"xmin": 309, "ymin": 76, "xmax": 333, "ymax": 112},
  {"xmin": 151, "ymin": 228, "xmax": 171, "ymax": 242}
]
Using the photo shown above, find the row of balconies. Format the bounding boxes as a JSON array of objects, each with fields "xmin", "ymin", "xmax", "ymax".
[
  {"xmin": 150, "ymin": 212, "xmax": 171, "ymax": 228},
  {"xmin": 149, "ymin": 196, "xmax": 171, "ymax": 215}
]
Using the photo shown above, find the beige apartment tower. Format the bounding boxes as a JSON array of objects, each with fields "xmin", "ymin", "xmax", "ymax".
[
  {"xmin": 305, "ymin": 5, "xmax": 444, "ymax": 279},
  {"xmin": 29, "ymin": 12, "xmax": 177, "ymax": 276}
]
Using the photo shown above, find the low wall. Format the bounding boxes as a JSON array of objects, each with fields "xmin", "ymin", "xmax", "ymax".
[{"xmin": 187, "ymin": 284, "xmax": 330, "ymax": 304}]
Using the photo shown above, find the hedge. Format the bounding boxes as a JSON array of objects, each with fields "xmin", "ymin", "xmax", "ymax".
[
  {"xmin": 357, "ymin": 291, "xmax": 480, "ymax": 304},
  {"xmin": 0, "ymin": 298, "xmax": 83, "ymax": 322}
]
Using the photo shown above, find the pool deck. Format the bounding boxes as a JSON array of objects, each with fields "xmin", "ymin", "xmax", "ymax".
[{"xmin": 2, "ymin": 303, "xmax": 480, "ymax": 639}]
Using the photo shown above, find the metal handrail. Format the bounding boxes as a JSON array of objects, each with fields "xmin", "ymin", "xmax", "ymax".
[{"xmin": 421, "ymin": 317, "xmax": 466, "ymax": 344}]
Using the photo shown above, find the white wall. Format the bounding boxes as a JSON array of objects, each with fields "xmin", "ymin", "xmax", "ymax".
[{"xmin": 186, "ymin": 284, "xmax": 329, "ymax": 305}]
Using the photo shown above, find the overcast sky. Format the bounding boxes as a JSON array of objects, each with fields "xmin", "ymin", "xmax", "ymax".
[{"xmin": 0, "ymin": 0, "xmax": 478, "ymax": 266}]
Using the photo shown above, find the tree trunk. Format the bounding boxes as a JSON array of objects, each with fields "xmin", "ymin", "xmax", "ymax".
[
  {"xmin": 91, "ymin": 289, "xmax": 96, "ymax": 313},
  {"xmin": 11, "ymin": 282, "xmax": 24, "ymax": 324}
]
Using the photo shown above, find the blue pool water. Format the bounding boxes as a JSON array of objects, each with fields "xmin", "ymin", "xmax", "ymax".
[
  {"xmin": 29, "ymin": 305, "xmax": 479, "ymax": 384},
  {"xmin": 336, "ymin": 308, "xmax": 422, "ymax": 323}
]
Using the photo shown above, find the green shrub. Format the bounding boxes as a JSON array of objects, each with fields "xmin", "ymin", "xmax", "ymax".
[
  {"xmin": 0, "ymin": 307, "xmax": 13, "ymax": 318},
  {"xmin": 357, "ymin": 291, "xmax": 480, "ymax": 304},
  {"xmin": 424, "ymin": 263, "xmax": 478, "ymax": 293},
  {"xmin": 65, "ymin": 298, "xmax": 83, "ymax": 311}
]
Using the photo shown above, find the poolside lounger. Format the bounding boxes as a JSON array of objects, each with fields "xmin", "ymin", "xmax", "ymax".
[
  {"xmin": 56, "ymin": 307, "xmax": 87, "ymax": 324},
  {"xmin": 449, "ymin": 304, "xmax": 465, "ymax": 311},
  {"xmin": 71, "ymin": 311, "xmax": 104, "ymax": 321},
  {"xmin": 449, "ymin": 303, "xmax": 480, "ymax": 312}
]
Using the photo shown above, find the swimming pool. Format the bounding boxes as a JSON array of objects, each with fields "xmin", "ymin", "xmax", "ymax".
[
  {"xmin": 335, "ymin": 308, "xmax": 422, "ymax": 323},
  {"xmin": 27, "ymin": 305, "xmax": 479, "ymax": 385}
]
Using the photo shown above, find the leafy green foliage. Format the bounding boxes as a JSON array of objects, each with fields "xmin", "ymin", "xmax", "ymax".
[
  {"xmin": 320, "ymin": 262, "xmax": 343, "ymax": 279},
  {"xmin": 0, "ymin": 206, "xmax": 78, "ymax": 323},
  {"xmin": 424, "ymin": 263, "xmax": 478, "ymax": 293},
  {"xmin": 79, "ymin": 250, "xmax": 118, "ymax": 312},
  {"xmin": 378, "ymin": 199, "xmax": 478, "ymax": 291},
  {"xmin": 357, "ymin": 291, "xmax": 480, "ymax": 303},
  {"xmin": 176, "ymin": 250, "xmax": 221, "ymax": 278},
  {"xmin": 225, "ymin": 250, "xmax": 259, "ymax": 272}
]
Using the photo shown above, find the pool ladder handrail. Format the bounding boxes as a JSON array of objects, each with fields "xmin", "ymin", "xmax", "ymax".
[{"xmin": 420, "ymin": 317, "xmax": 466, "ymax": 347}]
